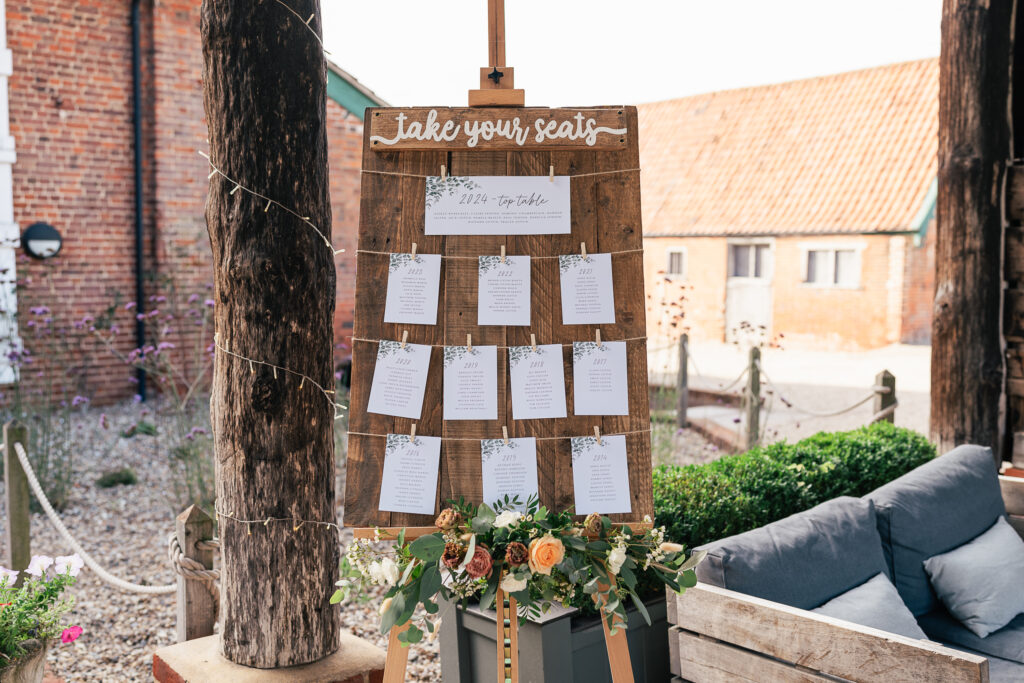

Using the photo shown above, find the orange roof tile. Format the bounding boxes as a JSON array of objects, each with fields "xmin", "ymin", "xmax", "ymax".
[{"xmin": 638, "ymin": 58, "xmax": 938, "ymax": 237}]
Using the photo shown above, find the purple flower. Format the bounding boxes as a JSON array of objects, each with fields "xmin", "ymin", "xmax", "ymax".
[
  {"xmin": 99, "ymin": 413, "xmax": 108, "ymax": 430},
  {"xmin": 71, "ymin": 395, "xmax": 89, "ymax": 407},
  {"xmin": 133, "ymin": 394, "xmax": 142, "ymax": 403},
  {"xmin": 29, "ymin": 306, "xmax": 50, "ymax": 316},
  {"xmin": 204, "ymin": 299, "xmax": 215, "ymax": 307},
  {"xmin": 187, "ymin": 293, "xmax": 200, "ymax": 304},
  {"xmin": 125, "ymin": 301, "xmax": 137, "ymax": 311},
  {"xmin": 156, "ymin": 342, "xmax": 176, "ymax": 352},
  {"xmin": 135, "ymin": 313, "xmax": 145, "ymax": 321}
]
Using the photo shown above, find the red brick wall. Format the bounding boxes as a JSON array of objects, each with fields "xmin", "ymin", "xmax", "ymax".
[
  {"xmin": 7, "ymin": 0, "xmax": 364, "ymax": 402},
  {"xmin": 901, "ymin": 220, "xmax": 935, "ymax": 345},
  {"xmin": 644, "ymin": 233, "xmax": 929, "ymax": 351}
]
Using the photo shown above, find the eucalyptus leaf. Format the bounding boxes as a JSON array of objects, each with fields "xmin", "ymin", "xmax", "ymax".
[
  {"xmin": 679, "ymin": 549, "xmax": 707, "ymax": 572},
  {"xmin": 680, "ymin": 569, "xmax": 698, "ymax": 588},
  {"xmin": 409, "ymin": 535, "xmax": 445, "ymax": 562},
  {"xmin": 419, "ymin": 564, "xmax": 442, "ymax": 599},
  {"xmin": 380, "ymin": 592, "xmax": 406, "ymax": 634},
  {"xmin": 629, "ymin": 591, "xmax": 651, "ymax": 626},
  {"xmin": 329, "ymin": 589, "xmax": 344, "ymax": 605}
]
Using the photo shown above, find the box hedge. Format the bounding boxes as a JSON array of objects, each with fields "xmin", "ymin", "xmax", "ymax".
[{"xmin": 653, "ymin": 422, "xmax": 936, "ymax": 550}]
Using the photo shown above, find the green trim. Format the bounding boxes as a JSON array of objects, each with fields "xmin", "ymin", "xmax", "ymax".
[
  {"xmin": 326, "ymin": 70, "xmax": 378, "ymax": 121},
  {"xmin": 910, "ymin": 177, "xmax": 937, "ymax": 246}
]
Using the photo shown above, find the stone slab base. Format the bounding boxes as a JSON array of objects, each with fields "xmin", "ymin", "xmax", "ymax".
[{"xmin": 152, "ymin": 633, "xmax": 386, "ymax": 683}]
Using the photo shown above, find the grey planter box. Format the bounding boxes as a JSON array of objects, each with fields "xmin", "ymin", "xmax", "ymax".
[{"xmin": 439, "ymin": 594, "xmax": 669, "ymax": 683}]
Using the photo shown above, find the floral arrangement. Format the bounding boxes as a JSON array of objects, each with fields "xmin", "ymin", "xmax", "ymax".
[
  {"xmin": 334, "ymin": 497, "xmax": 704, "ymax": 646},
  {"xmin": 0, "ymin": 554, "xmax": 84, "ymax": 667}
]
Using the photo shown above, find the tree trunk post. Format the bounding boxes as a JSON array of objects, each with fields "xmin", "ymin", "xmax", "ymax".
[
  {"xmin": 931, "ymin": 0, "xmax": 1011, "ymax": 458},
  {"xmin": 676, "ymin": 334, "xmax": 689, "ymax": 429},
  {"xmin": 873, "ymin": 370, "xmax": 897, "ymax": 424},
  {"xmin": 200, "ymin": 0, "xmax": 339, "ymax": 667},
  {"xmin": 745, "ymin": 347, "xmax": 760, "ymax": 450},
  {"xmin": 175, "ymin": 504, "xmax": 216, "ymax": 643},
  {"xmin": 4, "ymin": 420, "xmax": 29, "ymax": 586}
]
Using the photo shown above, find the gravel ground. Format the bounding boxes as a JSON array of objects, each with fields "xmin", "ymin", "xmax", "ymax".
[{"xmin": 0, "ymin": 401, "xmax": 441, "ymax": 682}]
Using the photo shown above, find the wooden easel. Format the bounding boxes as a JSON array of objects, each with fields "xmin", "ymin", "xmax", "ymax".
[{"xmin": 370, "ymin": 2, "xmax": 639, "ymax": 680}]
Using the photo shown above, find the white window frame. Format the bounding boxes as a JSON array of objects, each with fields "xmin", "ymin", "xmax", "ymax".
[
  {"xmin": 665, "ymin": 247, "xmax": 687, "ymax": 281},
  {"xmin": 798, "ymin": 242, "xmax": 865, "ymax": 289},
  {"xmin": 726, "ymin": 238, "xmax": 774, "ymax": 281}
]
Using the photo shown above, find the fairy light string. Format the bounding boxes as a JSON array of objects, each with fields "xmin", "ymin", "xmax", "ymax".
[{"xmin": 213, "ymin": 333, "xmax": 346, "ymax": 419}]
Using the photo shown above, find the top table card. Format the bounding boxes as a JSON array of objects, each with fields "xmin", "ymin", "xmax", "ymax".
[{"xmin": 425, "ymin": 176, "xmax": 571, "ymax": 235}]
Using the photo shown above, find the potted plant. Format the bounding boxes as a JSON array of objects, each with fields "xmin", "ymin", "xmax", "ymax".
[
  {"xmin": 334, "ymin": 497, "xmax": 704, "ymax": 682},
  {"xmin": 0, "ymin": 554, "xmax": 84, "ymax": 683}
]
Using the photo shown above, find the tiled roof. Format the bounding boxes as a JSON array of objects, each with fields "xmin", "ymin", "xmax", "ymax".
[{"xmin": 638, "ymin": 58, "xmax": 938, "ymax": 237}]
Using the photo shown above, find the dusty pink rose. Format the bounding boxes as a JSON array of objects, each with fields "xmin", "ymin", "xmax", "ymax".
[
  {"xmin": 463, "ymin": 545, "xmax": 493, "ymax": 579},
  {"xmin": 61, "ymin": 626, "xmax": 83, "ymax": 644}
]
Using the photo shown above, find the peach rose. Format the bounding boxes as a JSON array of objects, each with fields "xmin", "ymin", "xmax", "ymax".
[{"xmin": 527, "ymin": 534, "xmax": 565, "ymax": 575}]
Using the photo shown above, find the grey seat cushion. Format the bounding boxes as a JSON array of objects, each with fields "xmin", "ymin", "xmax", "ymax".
[
  {"xmin": 865, "ymin": 444, "xmax": 1005, "ymax": 616},
  {"xmin": 938, "ymin": 642, "xmax": 1024, "ymax": 683},
  {"xmin": 920, "ymin": 608, "xmax": 1024, "ymax": 665},
  {"xmin": 812, "ymin": 573, "xmax": 927, "ymax": 640},
  {"xmin": 696, "ymin": 496, "xmax": 889, "ymax": 610}
]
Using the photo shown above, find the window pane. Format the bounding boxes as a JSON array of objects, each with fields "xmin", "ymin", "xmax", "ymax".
[
  {"xmin": 754, "ymin": 245, "xmax": 769, "ymax": 278},
  {"xmin": 835, "ymin": 249, "xmax": 858, "ymax": 286},
  {"xmin": 730, "ymin": 245, "xmax": 750, "ymax": 277},
  {"xmin": 668, "ymin": 251, "xmax": 684, "ymax": 276},
  {"xmin": 806, "ymin": 250, "xmax": 823, "ymax": 283}
]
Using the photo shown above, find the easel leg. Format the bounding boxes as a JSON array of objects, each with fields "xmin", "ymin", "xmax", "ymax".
[
  {"xmin": 383, "ymin": 622, "xmax": 411, "ymax": 683},
  {"xmin": 495, "ymin": 588, "xmax": 519, "ymax": 683},
  {"xmin": 599, "ymin": 610, "xmax": 634, "ymax": 683}
]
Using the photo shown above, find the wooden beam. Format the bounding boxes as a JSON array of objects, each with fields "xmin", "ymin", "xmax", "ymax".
[
  {"xmin": 673, "ymin": 629, "xmax": 832, "ymax": 683},
  {"xmin": 175, "ymin": 505, "xmax": 216, "ymax": 642},
  {"xmin": 932, "ymin": 0, "xmax": 1012, "ymax": 457},
  {"xmin": 3, "ymin": 421, "xmax": 30, "ymax": 585},
  {"xmin": 488, "ymin": 0, "xmax": 506, "ymax": 66},
  {"xmin": 672, "ymin": 584, "xmax": 988, "ymax": 682}
]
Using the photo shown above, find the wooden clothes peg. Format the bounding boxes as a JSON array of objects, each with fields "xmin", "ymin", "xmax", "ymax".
[{"xmin": 530, "ymin": 333, "xmax": 537, "ymax": 352}]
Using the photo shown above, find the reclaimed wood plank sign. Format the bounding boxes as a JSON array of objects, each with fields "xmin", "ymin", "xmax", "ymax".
[{"xmin": 345, "ymin": 105, "xmax": 652, "ymax": 535}]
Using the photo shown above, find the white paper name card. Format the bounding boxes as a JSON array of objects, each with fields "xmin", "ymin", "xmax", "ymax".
[
  {"xmin": 383, "ymin": 253, "xmax": 442, "ymax": 326},
  {"xmin": 424, "ymin": 176, "xmax": 571, "ymax": 235},
  {"xmin": 478, "ymin": 255, "xmax": 531, "ymax": 326},
  {"xmin": 572, "ymin": 341, "xmax": 628, "ymax": 416},
  {"xmin": 378, "ymin": 434, "xmax": 442, "ymax": 515},
  {"xmin": 559, "ymin": 253, "xmax": 615, "ymax": 325},
  {"xmin": 367, "ymin": 341, "xmax": 431, "ymax": 420},
  {"xmin": 481, "ymin": 437, "xmax": 539, "ymax": 511},
  {"xmin": 443, "ymin": 345, "xmax": 498, "ymax": 420},
  {"xmin": 509, "ymin": 344, "xmax": 567, "ymax": 420},
  {"xmin": 571, "ymin": 434, "xmax": 632, "ymax": 515}
]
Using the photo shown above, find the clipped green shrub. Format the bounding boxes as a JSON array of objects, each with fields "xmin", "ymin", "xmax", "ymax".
[
  {"xmin": 653, "ymin": 422, "xmax": 936, "ymax": 550},
  {"xmin": 95, "ymin": 467, "xmax": 138, "ymax": 488}
]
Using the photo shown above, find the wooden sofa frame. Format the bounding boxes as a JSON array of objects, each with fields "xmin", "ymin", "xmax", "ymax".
[{"xmin": 666, "ymin": 474, "xmax": 1024, "ymax": 683}]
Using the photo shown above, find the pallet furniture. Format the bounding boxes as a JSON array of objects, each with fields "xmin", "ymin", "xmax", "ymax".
[{"xmin": 664, "ymin": 469, "xmax": 1024, "ymax": 682}]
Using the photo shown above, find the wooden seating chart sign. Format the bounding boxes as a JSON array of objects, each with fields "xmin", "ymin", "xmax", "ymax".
[
  {"xmin": 344, "ymin": 4, "xmax": 649, "ymax": 682},
  {"xmin": 344, "ymin": 104, "xmax": 652, "ymax": 533}
]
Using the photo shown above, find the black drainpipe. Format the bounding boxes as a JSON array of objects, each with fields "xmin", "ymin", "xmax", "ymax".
[{"xmin": 131, "ymin": 0, "xmax": 146, "ymax": 401}]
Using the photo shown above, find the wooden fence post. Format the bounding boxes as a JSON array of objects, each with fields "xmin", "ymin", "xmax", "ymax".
[
  {"xmin": 175, "ymin": 504, "xmax": 216, "ymax": 642},
  {"xmin": 873, "ymin": 370, "xmax": 896, "ymax": 424},
  {"xmin": 676, "ymin": 334, "xmax": 689, "ymax": 429},
  {"xmin": 4, "ymin": 420, "xmax": 30, "ymax": 584},
  {"xmin": 745, "ymin": 347, "xmax": 761, "ymax": 450}
]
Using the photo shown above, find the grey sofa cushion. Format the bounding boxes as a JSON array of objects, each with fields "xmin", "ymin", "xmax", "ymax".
[
  {"xmin": 865, "ymin": 445, "xmax": 1005, "ymax": 616},
  {"xmin": 812, "ymin": 573, "xmax": 927, "ymax": 640},
  {"xmin": 696, "ymin": 496, "xmax": 888, "ymax": 610},
  {"xmin": 920, "ymin": 609, "xmax": 1024, "ymax": 665},
  {"xmin": 923, "ymin": 517, "xmax": 1024, "ymax": 638}
]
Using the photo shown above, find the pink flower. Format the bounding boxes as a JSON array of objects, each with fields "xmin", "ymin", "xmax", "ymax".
[
  {"xmin": 60, "ymin": 626, "xmax": 82, "ymax": 644},
  {"xmin": 463, "ymin": 545, "xmax": 493, "ymax": 579}
]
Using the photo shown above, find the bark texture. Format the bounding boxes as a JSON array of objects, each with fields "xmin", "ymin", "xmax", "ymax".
[
  {"xmin": 200, "ymin": 0, "xmax": 338, "ymax": 667},
  {"xmin": 932, "ymin": 0, "xmax": 1011, "ymax": 458}
]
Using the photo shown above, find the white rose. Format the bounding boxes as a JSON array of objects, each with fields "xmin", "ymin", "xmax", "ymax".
[
  {"xmin": 607, "ymin": 547, "xmax": 627, "ymax": 575},
  {"xmin": 500, "ymin": 573, "xmax": 529, "ymax": 592},
  {"xmin": 493, "ymin": 510, "xmax": 522, "ymax": 529},
  {"xmin": 379, "ymin": 557, "xmax": 400, "ymax": 586}
]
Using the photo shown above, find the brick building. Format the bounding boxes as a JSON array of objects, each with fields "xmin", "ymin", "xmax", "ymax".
[
  {"xmin": 1, "ymin": 1, "xmax": 383, "ymax": 401},
  {"xmin": 638, "ymin": 59, "xmax": 937, "ymax": 352}
]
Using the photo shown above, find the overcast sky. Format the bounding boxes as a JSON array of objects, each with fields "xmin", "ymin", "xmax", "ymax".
[{"xmin": 322, "ymin": 0, "xmax": 941, "ymax": 107}]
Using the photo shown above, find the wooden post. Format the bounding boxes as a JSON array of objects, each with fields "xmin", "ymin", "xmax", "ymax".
[
  {"xmin": 468, "ymin": 0, "xmax": 525, "ymax": 106},
  {"xmin": 676, "ymin": 334, "xmax": 689, "ymax": 429},
  {"xmin": 175, "ymin": 505, "xmax": 216, "ymax": 643},
  {"xmin": 745, "ymin": 347, "xmax": 760, "ymax": 450},
  {"xmin": 873, "ymin": 370, "xmax": 897, "ymax": 424},
  {"xmin": 931, "ymin": 0, "xmax": 1011, "ymax": 458},
  {"xmin": 200, "ymin": 0, "xmax": 338, "ymax": 667},
  {"xmin": 3, "ymin": 420, "xmax": 29, "ymax": 585}
]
